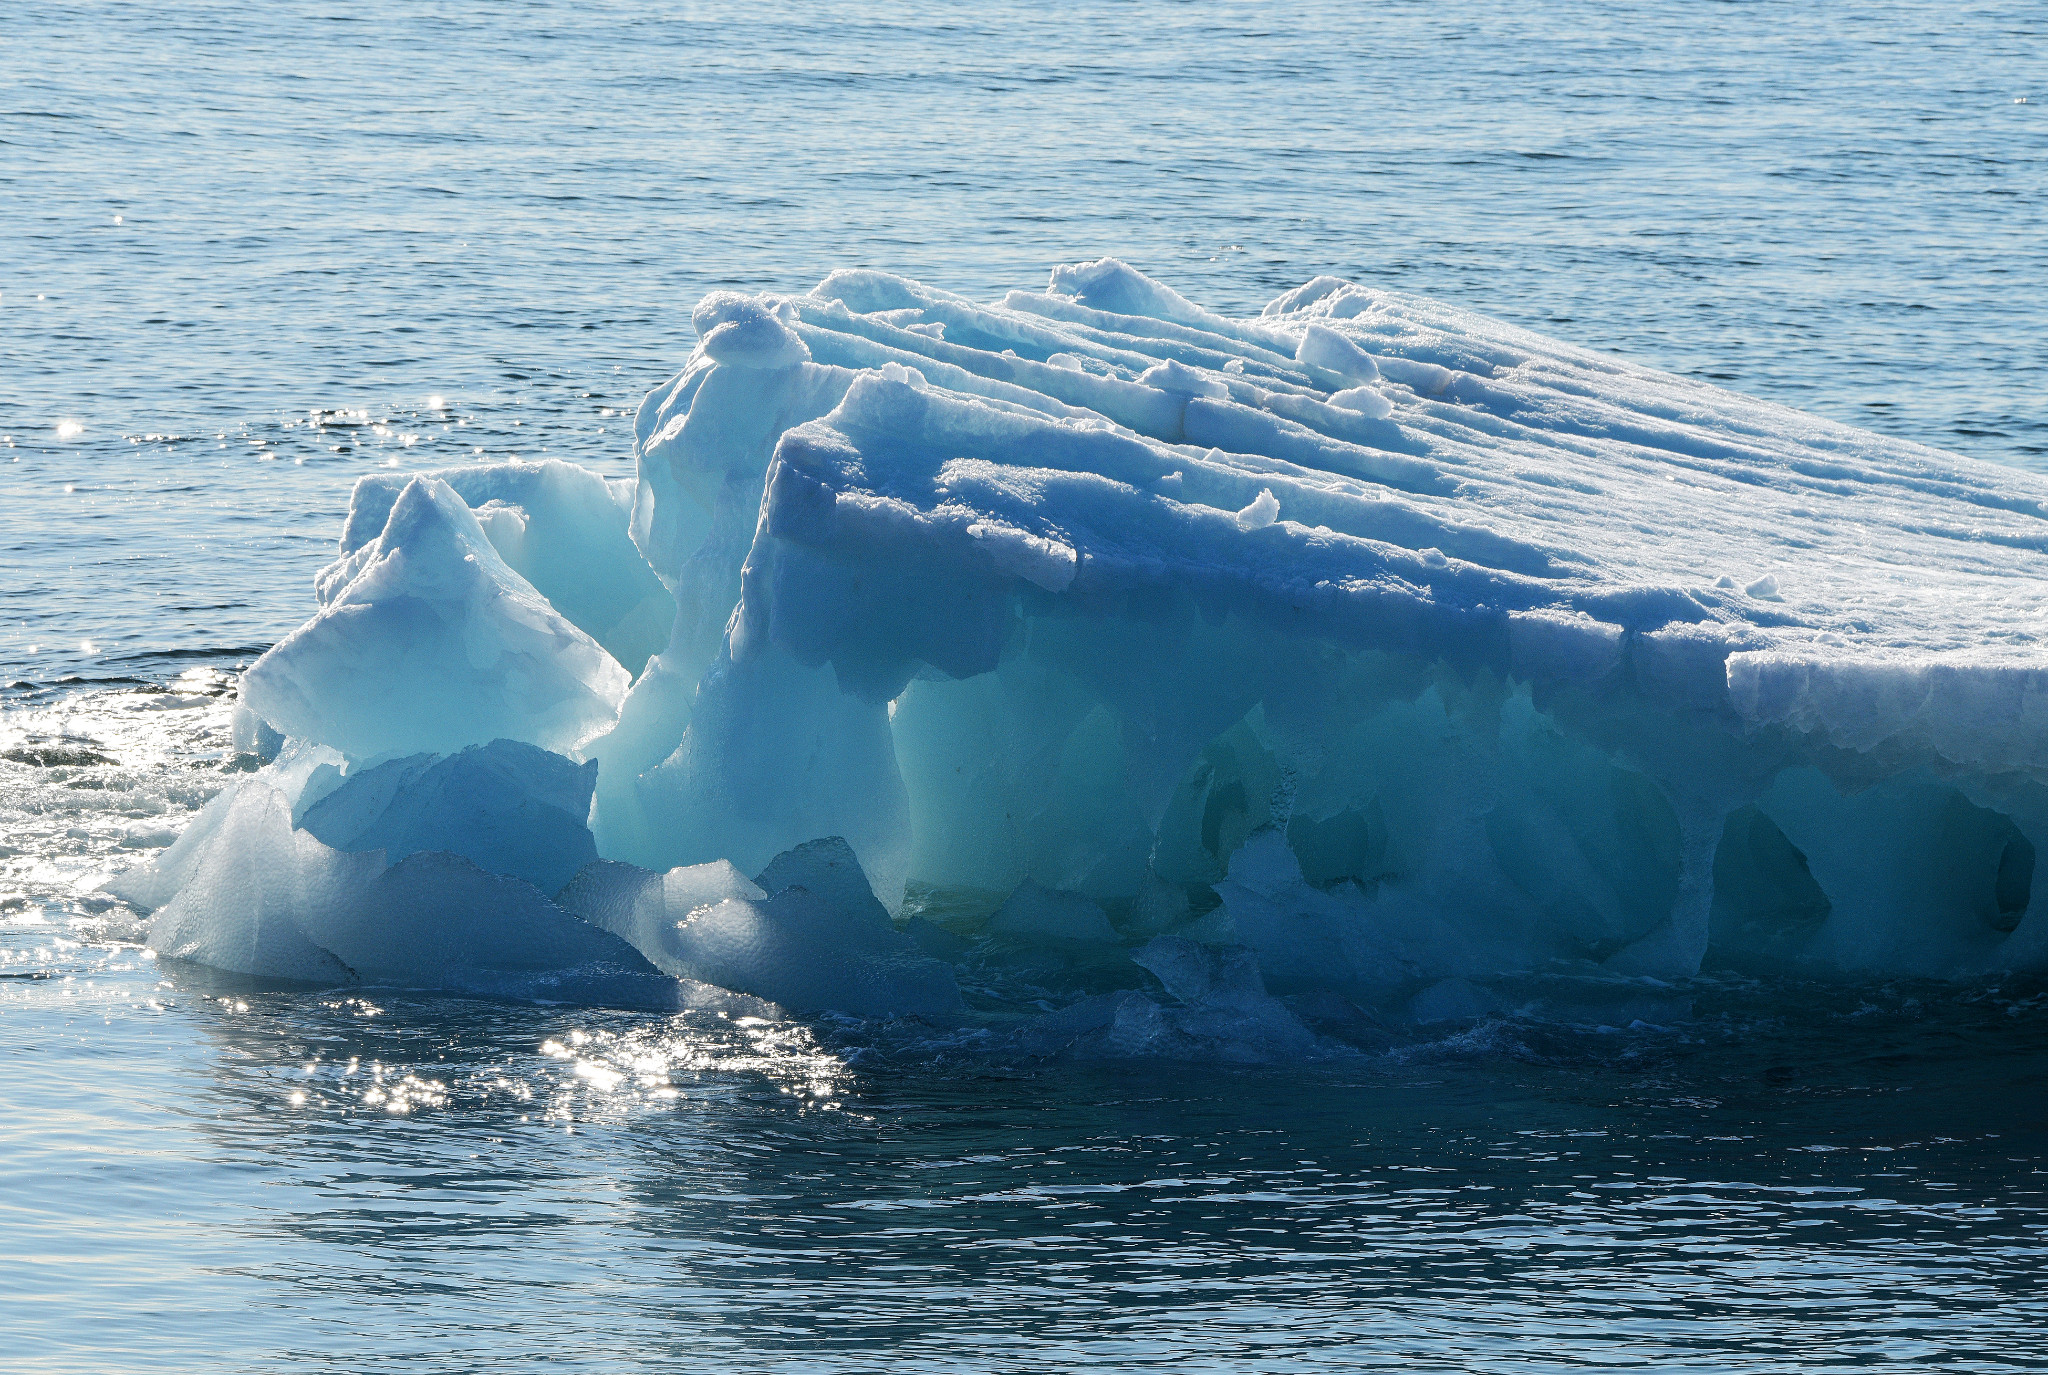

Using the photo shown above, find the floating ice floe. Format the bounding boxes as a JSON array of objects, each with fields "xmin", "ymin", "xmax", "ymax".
[{"xmin": 117, "ymin": 258, "xmax": 2048, "ymax": 1033}]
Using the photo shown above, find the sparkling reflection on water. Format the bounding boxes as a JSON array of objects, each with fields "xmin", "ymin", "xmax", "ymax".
[{"xmin": 4, "ymin": 949, "xmax": 2046, "ymax": 1372}]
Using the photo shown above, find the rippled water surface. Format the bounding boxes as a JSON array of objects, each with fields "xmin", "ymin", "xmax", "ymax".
[{"xmin": 4, "ymin": 1, "xmax": 2048, "ymax": 1369}]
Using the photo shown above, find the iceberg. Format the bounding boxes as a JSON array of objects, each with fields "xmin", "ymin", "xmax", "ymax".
[{"xmin": 120, "ymin": 258, "xmax": 2048, "ymax": 1024}]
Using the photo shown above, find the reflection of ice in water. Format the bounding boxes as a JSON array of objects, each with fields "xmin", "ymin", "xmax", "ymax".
[{"xmin": 51, "ymin": 955, "xmax": 851, "ymax": 1130}]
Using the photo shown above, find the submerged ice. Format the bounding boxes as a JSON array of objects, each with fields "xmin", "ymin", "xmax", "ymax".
[{"xmin": 115, "ymin": 258, "xmax": 2048, "ymax": 1044}]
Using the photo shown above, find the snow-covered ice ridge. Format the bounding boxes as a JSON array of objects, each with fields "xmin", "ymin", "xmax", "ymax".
[{"xmin": 115, "ymin": 260, "xmax": 2048, "ymax": 1033}]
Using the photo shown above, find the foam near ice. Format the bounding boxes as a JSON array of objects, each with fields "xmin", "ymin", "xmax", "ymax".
[{"xmin": 117, "ymin": 257, "xmax": 2048, "ymax": 1026}]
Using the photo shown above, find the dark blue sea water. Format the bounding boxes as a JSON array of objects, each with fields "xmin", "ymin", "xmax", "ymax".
[{"xmin": 3, "ymin": 3, "xmax": 2047, "ymax": 1370}]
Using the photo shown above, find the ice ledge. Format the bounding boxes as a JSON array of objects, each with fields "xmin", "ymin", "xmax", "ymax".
[{"xmin": 1727, "ymin": 652, "xmax": 2048, "ymax": 775}]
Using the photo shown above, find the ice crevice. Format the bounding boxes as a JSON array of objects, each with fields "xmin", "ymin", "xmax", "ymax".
[{"xmin": 115, "ymin": 258, "xmax": 2048, "ymax": 1047}]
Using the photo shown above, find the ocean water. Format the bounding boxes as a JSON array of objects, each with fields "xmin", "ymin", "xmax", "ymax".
[{"xmin": 4, "ymin": 2, "xmax": 2048, "ymax": 1370}]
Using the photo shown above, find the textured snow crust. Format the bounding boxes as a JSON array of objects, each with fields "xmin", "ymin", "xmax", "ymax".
[{"xmin": 117, "ymin": 259, "xmax": 2048, "ymax": 1042}]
